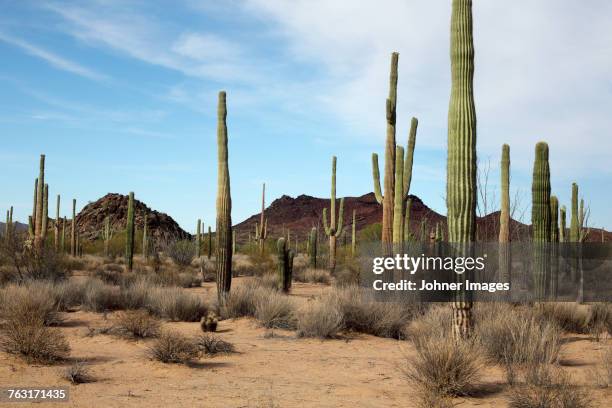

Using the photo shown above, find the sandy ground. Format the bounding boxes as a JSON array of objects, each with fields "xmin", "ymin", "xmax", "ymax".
[{"xmin": 1, "ymin": 280, "xmax": 611, "ymax": 407}]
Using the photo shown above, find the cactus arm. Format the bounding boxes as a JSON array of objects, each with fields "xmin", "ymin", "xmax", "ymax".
[
  {"xmin": 393, "ymin": 146, "xmax": 405, "ymax": 245},
  {"xmin": 322, "ymin": 208, "xmax": 332, "ymax": 236},
  {"xmin": 371, "ymin": 153, "xmax": 383, "ymax": 204},
  {"xmin": 330, "ymin": 156, "xmax": 337, "ymax": 230},
  {"xmin": 336, "ymin": 198, "xmax": 345, "ymax": 235},
  {"xmin": 403, "ymin": 117, "xmax": 418, "ymax": 199}
]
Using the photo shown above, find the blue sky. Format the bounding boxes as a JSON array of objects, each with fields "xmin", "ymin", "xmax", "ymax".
[{"xmin": 1, "ymin": 0, "xmax": 611, "ymax": 232}]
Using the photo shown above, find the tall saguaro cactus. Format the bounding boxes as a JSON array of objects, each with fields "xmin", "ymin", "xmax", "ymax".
[
  {"xmin": 143, "ymin": 213, "xmax": 148, "ymax": 260},
  {"xmin": 41, "ymin": 184, "xmax": 49, "ymax": 244},
  {"xmin": 34, "ymin": 155, "xmax": 45, "ymax": 250},
  {"xmin": 207, "ymin": 226, "xmax": 212, "ymax": 259},
  {"xmin": 499, "ymin": 145, "xmax": 511, "ymax": 283},
  {"xmin": 276, "ymin": 237, "xmax": 294, "ymax": 293},
  {"xmin": 550, "ymin": 195, "xmax": 560, "ymax": 297},
  {"xmin": 54, "ymin": 195, "xmax": 60, "ymax": 251},
  {"xmin": 216, "ymin": 91, "xmax": 233, "ymax": 304},
  {"xmin": 322, "ymin": 156, "xmax": 344, "ymax": 273},
  {"xmin": 351, "ymin": 209, "xmax": 357, "ymax": 257},
  {"xmin": 559, "ymin": 206, "xmax": 567, "ymax": 243},
  {"xmin": 569, "ymin": 183, "xmax": 579, "ymax": 243},
  {"xmin": 308, "ymin": 227, "xmax": 317, "ymax": 268},
  {"xmin": 532, "ymin": 142, "xmax": 551, "ymax": 301},
  {"xmin": 256, "ymin": 183, "xmax": 268, "ymax": 255},
  {"xmin": 126, "ymin": 192, "xmax": 135, "ymax": 271},
  {"xmin": 447, "ymin": 0, "xmax": 477, "ymax": 340},
  {"xmin": 70, "ymin": 199, "xmax": 76, "ymax": 256},
  {"xmin": 196, "ymin": 219, "xmax": 202, "ymax": 257}
]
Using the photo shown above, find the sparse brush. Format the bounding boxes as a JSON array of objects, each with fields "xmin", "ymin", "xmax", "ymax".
[
  {"xmin": 404, "ymin": 334, "xmax": 483, "ymax": 397},
  {"xmin": 195, "ymin": 333, "xmax": 235, "ymax": 356},
  {"xmin": 63, "ymin": 362, "xmax": 94, "ymax": 384},
  {"xmin": 146, "ymin": 287, "xmax": 207, "ymax": 322},
  {"xmin": 295, "ymin": 268, "xmax": 331, "ymax": 285},
  {"xmin": 0, "ymin": 282, "xmax": 62, "ymax": 326},
  {"xmin": 405, "ymin": 305, "xmax": 452, "ymax": 341},
  {"xmin": 333, "ymin": 267, "xmax": 360, "ymax": 287},
  {"xmin": 221, "ymin": 280, "xmax": 261, "ymax": 319},
  {"xmin": 82, "ymin": 278, "xmax": 121, "ymax": 312},
  {"xmin": 114, "ymin": 309, "xmax": 161, "ymax": 338},
  {"xmin": 166, "ymin": 240, "xmax": 196, "ymax": 268},
  {"xmin": 588, "ymin": 345, "xmax": 612, "ymax": 388},
  {"xmin": 296, "ymin": 297, "xmax": 343, "ymax": 339},
  {"xmin": 258, "ymin": 273, "xmax": 279, "ymax": 291},
  {"xmin": 254, "ymin": 290, "xmax": 296, "ymax": 329},
  {"xmin": 147, "ymin": 330, "xmax": 199, "ymax": 364}
]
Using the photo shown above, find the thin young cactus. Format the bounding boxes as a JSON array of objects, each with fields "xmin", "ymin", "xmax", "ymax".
[
  {"xmin": 531, "ymin": 142, "xmax": 551, "ymax": 301},
  {"xmin": 276, "ymin": 237, "xmax": 294, "ymax": 293},
  {"xmin": 71, "ymin": 199, "xmax": 76, "ymax": 256},
  {"xmin": 31, "ymin": 178, "xmax": 37, "ymax": 239},
  {"xmin": 54, "ymin": 194, "xmax": 60, "ymax": 251},
  {"xmin": 61, "ymin": 216, "xmax": 66, "ymax": 253},
  {"xmin": 196, "ymin": 219, "xmax": 202, "ymax": 257},
  {"xmin": 41, "ymin": 184, "xmax": 48, "ymax": 245},
  {"xmin": 550, "ymin": 195, "xmax": 560, "ymax": 298},
  {"xmin": 216, "ymin": 91, "xmax": 233, "ymax": 304},
  {"xmin": 569, "ymin": 183, "xmax": 580, "ymax": 243},
  {"xmin": 256, "ymin": 183, "xmax": 268, "ymax": 255},
  {"xmin": 34, "ymin": 155, "xmax": 45, "ymax": 250},
  {"xmin": 559, "ymin": 206, "xmax": 567, "ymax": 243},
  {"xmin": 322, "ymin": 156, "xmax": 344, "ymax": 273},
  {"xmin": 351, "ymin": 209, "xmax": 356, "ymax": 257},
  {"xmin": 207, "ymin": 226, "xmax": 212, "ymax": 259},
  {"xmin": 499, "ymin": 144, "xmax": 511, "ymax": 284},
  {"xmin": 126, "ymin": 192, "xmax": 135, "ymax": 271},
  {"xmin": 447, "ymin": 0, "xmax": 477, "ymax": 340},
  {"xmin": 308, "ymin": 227, "xmax": 317, "ymax": 268},
  {"xmin": 143, "ymin": 213, "xmax": 148, "ymax": 260}
]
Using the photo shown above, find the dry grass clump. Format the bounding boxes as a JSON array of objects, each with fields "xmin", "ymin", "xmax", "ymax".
[
  {"xmin": 475, "ymin": 303, "xmax": 561, "ymax": 384},
  {"xmin": 588, "ymin": 345, "xmax": 612, "ymax": 388},
  {"xmin": 81, "ymin": 278, "xmax": 121, "ymax": 312},
  {"xmin": 221, "ymin": 279, "xmax": 261, "ymax": 318},
  {"xmin": 92, "ymin": 263, "xmax": 124, "ymax": 285},
  {"xmin": 404, "ymin": 334, "xmax": 484, "ymax": 398},
  {"xmin": 147, "ymin": 330, "xmax": 199, "ymax": 364},
  {"xmin": 296, "ymin": 297, "xmax": 343, "ymax": 338},
  {"xmin": 258, "ymin": 273, "xmax": 280, "ymax": 290},
  {"xmin": 233, "ymin": 254, "xmax": 255, "ymax": 276},
  {"xmin": 294, "ymin": 268, "xmax": 331, "ymax": 285},
  {"xmin": 405, "ymin": 305, "xmax": 452, "ymax": 341},
  {"xmin": 540, "ymin": 303, "xmax": 612, "ymax": 337},
  {"xmin": 0, "ymin": 313, "xmax": 70, "ymax": 363},
  {"xmin": 63, "ymin": 362, "xmax": 95, "ymax": 384},
  {"xmin": 146, "ymin": 286, "xmax": 208, "ymax": 322},
  {"xmin": 254, "ymin": 290, "xmax": 296, "ymax": 329},
  {"xmin": 333, "ymin": 267, "xmax": 361, "ymax": 287},
  {"xmin": 114, "ymin": 310, "xmax": 161, "ymax": 338},
  {"xmin": 195, "ymin": 333, "xmax": 235, "ymax": 356},
  {"xmin": 0, "ymin": 283, "xmax": 63, "ymax": 326},
  {"xmin": 166, "ymin": 240, "xmax": 196, "ymax": 268}
]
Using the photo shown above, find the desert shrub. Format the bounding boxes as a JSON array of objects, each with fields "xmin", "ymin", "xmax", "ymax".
[
  {"xmin": 81, "ymin": 278, "xmax": 121, "ymax": 312},
  {"xmin": 166, "ymin": 240, "xmax": 196, "ymax": 268},
  {"xmin": 0, "ymin": 313, "xmax": 70, "ymax": 363},
  {"xmin": 295, "ymin": 268, "xmax": 331, "ymax": 285},
  {"xmin": 177, "ymin": 272, "xmax": 202, "ymax": 288},
  {"xmin": 246, "ymin": 251, "xmax": 275, "ymax": 277},
  {"xmin": 589, "ymin": 346, "xmax": 612, "ymax": 388},
  {"xmin": 120, "ymin": 279, "xmax": 153, "ymax": 310},
  {"xmin": 296, "ymin": 297, "xmax": 343, "ymax": 338},
  {"xmin": 404, "ymin": 334, "xmax": 483, "ymax": 397},
  {"xmin": 195, "ymin": 333, "xmax": 235, "ymax": 355},
  {"xmin": 52, "ymin": 280, "xmax": 86, "ymax": 311},
  {"xmin": 0, "ymin": 237, "xmax": 69, "ymax": 283},
  {"xmin": 540, "ymin": 303, "xmax": 592, "ymax": 334},
  {"xmin": 332, "ymin": 285, "xmax": 417, "ymax": 338},
  {"xmin": 233, "ymin": 254, "xmax": 255, "ymax": 276},
  {"xmin": 258, "ymin": 273, "xmax": 279, "ymax": 291},
  {"xmin": 475, "ymin": 304, "xmax": 561, "ymax": 384},
  {"xmin": 114, "ymin": 310, "xmax": 161, "ymax": 338},
  {"xmin": 0, "ymin": 283, "xmax": 62, "ymax": 326},
  {"xmin": 405, "ymin": 305, "xmax": 452, "ymax": 341},
  {"xmin": 146, "ymin": 287, "xmax": 207, "ymax": 322},
  {"xmin": 93, "ymin": 263, "xmax": 124, "ymax": 285},
  {"xmin": 147, "ymin": 330, "xmax": 199, "ymax": 364},
  {"xmin": 254, "ymin": 290, "xmax": 296, "ymax": 329},
  {"xmin": 333, "ymin": 267, "xmax": 360, "ymax": 287},
  {"xmin": 221, "ymin": 280, "xmax": 261, "ymax": 318},
  {"xmin": 63, "ymin": 362, "xmax": 94, "ymax": 384}
]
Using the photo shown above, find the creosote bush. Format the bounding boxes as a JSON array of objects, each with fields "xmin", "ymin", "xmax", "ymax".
[
  {"xmin": 254, "ymin": 290, "xmax": 296, "ymax": 329},
  {"xmin": 114, "ymin": 309, "xmax": 161, "ymax": 338},
  {"xmin": 195, "ymin": 333, "xmax": 235, "ymax": 356},
  {"xmin": 296, "ymin": 297, "xmax": 343, "ymax": 339},
  {"xmin": 63, "ymin": 362, "xmax": 95, "ymax": 384},
  {"xmin": 166, "ymin": 240, "xmax": 196, "ymax": 268},
  {"xmin": 147, "ymin": 330, "xmax": 199, "ymax": 364},
  {"xmin": 294, "ymin": 268, "xmax": 331, "ymax": 285}
]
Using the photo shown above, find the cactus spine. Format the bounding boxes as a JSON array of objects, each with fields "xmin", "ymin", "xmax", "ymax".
[
  {"xmin": 322, "ymin": 156, "xmax": 344, "ymax": 273},
  {"xmin": 54, "ymin": 194, "xmax": 60, "ymax": 251},
  {"xmin": 277, "ymin": 237, "xmax": 294, "ymax": 293},
  {"xmin": 256, "ymin": 183, "xmax": 268, "ymax": 254},
  {"xmin": 142, "ymin": 213, "xmax": 148, "ymax": 260},
  {"xmin": 70, "ymin": 199, "xmax": 76, "ymax": 256},
  {"xmin": 215, "ymin": 91, "xmax": 232, "ymax": 304},
  {"xmin": 126, "ymin": 192, "xmax": 135, "ymax": 271},
  {"xmin": 351, "ymin": 210, "xmax": 356, "ymax": 257},
  {"xmin": 447, "ymin": 0, "xmax": 477, "ymax": 339},
  {"xmin": 308, "ymin": 227, "xmax": 317, "ymax": 268},
  {"xmin": 499, "ymin": 144, "xmax": 511, "ymax": 283},
  {"xmin": 531, "ymin": 142, "xmax": 551, "ymax": 301},
  {"xmin": 196, "ymin": 219, "xmax": 202, "ymax": 257}
]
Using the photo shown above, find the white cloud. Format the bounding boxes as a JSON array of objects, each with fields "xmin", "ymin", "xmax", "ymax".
[{"xmin": 0, "ymin": 32, "xmax": 107, "ymax": 81}]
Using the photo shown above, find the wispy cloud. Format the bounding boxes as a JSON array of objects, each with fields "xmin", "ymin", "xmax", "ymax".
[{"xmin": 0, "ymin": 32, "xmax": 108, "ymax": 81}]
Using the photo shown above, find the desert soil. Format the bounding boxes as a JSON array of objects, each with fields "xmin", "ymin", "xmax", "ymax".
[{"xmin": 1, "ymin": 279, "xmax": 611, "ymax": 407}]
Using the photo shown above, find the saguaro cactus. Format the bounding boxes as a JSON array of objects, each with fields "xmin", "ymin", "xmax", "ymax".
[
  {"xmin": 4, "ymin": 206, "xmax": 13, "ymax": 242},
  {"xmin": 559, "ymin": 206, "xmax": 567, "ymax": 242},
  {"xmin": 143, "ymin": 213, "xmax": 148, "ymax": 260},
  {"xmin": 70, "ymin": 199, "xmax": 76, "ymax": 256},
  {"xmin": 447, "ymin": 0, "xmax": 477, "ymax": 340},
  {"xmin": 54, "ymin": 195, "xmax": 60, "ymax": 251},
  {"xmin": 550, "ymin": 195, "xmax": 560, "ymax": 298},
  {"xmin": 216, "ymin": 91, "xmax": 233, "ymax": 304},
  {"xmin": 196, "ymin": 219, "xmax": 202, "ymax": 257},
  {"xmin": 499, "ymin": 144, "xmax": 511, "ymax": 283},
  {"xmin": 569, "ymin": 183, "xmax": 579, "ymax": 243},
  {"xmin": 308, "ymin": 227, "xmax": 317, "ymax": 268},
  {"xmin": 61, "ymin": 216, "xmax": 66, "ymax": 253},
  {"xmin": 31, "ymin": 178, "xmax": 37, "ymax": 239},
  {"xmin": 277, "ymin": 237, "xmax": 294, "ymax": 293},
  {"xmin": 126, "ymin": 192, "xmax": 135, "ymax": 271},
  {"xmin": 34, "ymin": 155, "xmax": 45, "ymax": 250},
  {"xmin": 207, "ymin": 226, "xmax": 212, "ymax": 259},
  {"xmin": 531, "ymin": 142, "xmax": 551, "ymax": 301},
  {"xmin": 256, "ymin": 183, "xmax": 268, "ymax": 255},
  {"xmin": 351, "ymin": 209, "xmax": 356, "ymax": 257},
  {"xmin": 322, "ymin": 156, "xmax": 344, "ymax": 273},
  {"xmin": 103, "ymin": 216, "xmax": 112, "ymax": 257},
  {"xmin": 41, "ymin": 184, "xmax": 49, "ymax": 244}
]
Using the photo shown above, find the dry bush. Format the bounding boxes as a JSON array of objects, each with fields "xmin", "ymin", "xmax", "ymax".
[
  {"xmin": 475, "ymin": 303, "xmax": 561, "ymax": 384},
  {"xmin": 0, "ymin": 312, "xmax": 70, "ymax": 363},
  {"xmin": 296, "ymin": 297, "xmax": 343, "ymax": 338},
  {"xmin": 63, "ymin": 362, "xmax": 94, "ymax": 384},
  {"xmin": 258, "ymin": 273, "xmax": 280, "ymax": 291},
  {"xmin": 195, "ymin": 333, "xmax": 235, "ymax": 355},
  {"xmin": 120, "ymin": 279, "xmax": 153, "ymax": 310},
  {"xmin": 405, "ymin": 305, "xmax": 452, "ymax": 341},
  {"xmin": 540, "ymin": 303, "xmax": 592, "ymax": 334},
  {"xmin": 254, "ymin": 289, "xmax": 296, "ymax": 329},
  {"xmin": 0, "ymin": 237, "xmax": 70, "ymax": 282},
  {"xmin": 166, "ymin": 240, "xmax": 196, "ymax": 268},
  {"xmin": 52, "ymin": 280, "xmax": 86, "ymax": 311},
  {"xmin": 508, "ymin": 365, "xmax": 591, "ymax": 408},
  {"xmin": 81, "ymin": 278, "xmax": 121, "ymax": 312},
  {"xmin": 233, "ymin": 254, "xmax": 255, "ymax": 276},
  {"xmin": 221, "ymin": 280, "xmax": 261, "ymax": 318},
  {"xmin": 0, "ymin": 283, "xmax": 62, "ymax": 326},
  {"xmin": 247, "ymin": 251, "xmax": 275, "ymax": 277},
  {"xmin": 147, "ymin": 330, "xmax": 199, "ymax": 364},
  {"xmin": 333, "ymin": 267, "xmax": 360, "ymax": 287},
  {"xmin": 404, "ymin": 334, "xmax": 484, "ymax": 397},
  {"xmin": 588, "ymin": 345, "xmax": 612, "ymax": 388},
  {"xmin": 331, "ymin": 285, "xmax": 417, "ymax": 338},
  {"xmin": 294, "ymin": 268, "xmax": 331, "ymax": 285},
  {"xmin": 146, "ymin": 287, "xmax": 208, "ymax": 322},
  {"xmin": 92, "ymin": 263, "xmax": 124, "ymax": 285},
  {"xmin": 114, "ymin": 310, "xmax": 161, "ymax": 338}
]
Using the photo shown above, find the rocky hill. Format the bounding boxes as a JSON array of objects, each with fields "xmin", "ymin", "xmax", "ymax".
[{"xmin": 74, "ymin": 193, "xmax": 189, "ymax": 242}]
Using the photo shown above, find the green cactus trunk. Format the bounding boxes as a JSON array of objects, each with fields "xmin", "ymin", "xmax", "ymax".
[
  {"xmin": 103, "ymin": 216, "xmax": 111, "ymax": 257},
  {"xmin": 404, "ymin": 198, "xmax": 413, "ymax": 242},
  {"xmin": 499, "ymin": 144, "xmax": 511, "ymax": 284},
  {"xmin": 569, "ymin": 183, "xmax": 580, "ymax": 242},
  {"xmin": 393, "ymin": 146, "xmax": 405, "ymax": 247},
  {"xmin": 323, "ymin": 156, "xmax": 344, "ymax": 274},
  {"xmin": 550, "ymin": 195, "xmax": 559, "ymax": 298},
  {"xmin": 70, "ymin": 199, "xmax": 76, "ymax": 256},
  {"xmin": 34, "ymin": 155, "xmax": 45, "ymax": 250},
  {"xmin": 143, "ymin": 213, "xmax": 148, "ymax": 260},
  {"xmin": 54, "ymin": 194, "xmax": 60, "ymax": 252},
  {"xmin": 215, "ymin": 91, "xmax": 233, "ymax": 304},
  {"xmin": 351, "ymin": 210, "xmax": 356, "ymax": 257},
  {"xmin": 308, "ymin": 227, "xmax": 317, "ymax": 268},
  {"xmin": 31, "ymin": 178, "xmax": 37, "ymax": 239},
  {"xmin": 447, "ymin": 0, "xmax": 477, "ymax": 340},
  {"xmin": 559, "ymin": 206, "xmax": 566, "ymax": 243},
  {"xmin": 277, "ymin": 237, "xmax": 293, "ymax": 293},
  {"xmin": 61, "ymin": 217, "xmax": 66, "ymax": 253},
  {"xmin": 208, "ymin": 226, "xmax": 212, "ymax": 259},
  {"xmin": 125, "ymin": 192, "xmax": 135, "ymax": 271},
  {"xmin": 196, "ymin": 219, "xmax": 202, "ymax": 258},
  {"xmin": 41, "ymin": 184, "xmax": 48, "ymax": 245},
  {"xmin": 531, "ymin": 142, "xmax": 551, "ymax": 301},
  {"xmin": 232, "ymin": 230, "xmax": 236, "ymax": 255}
]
